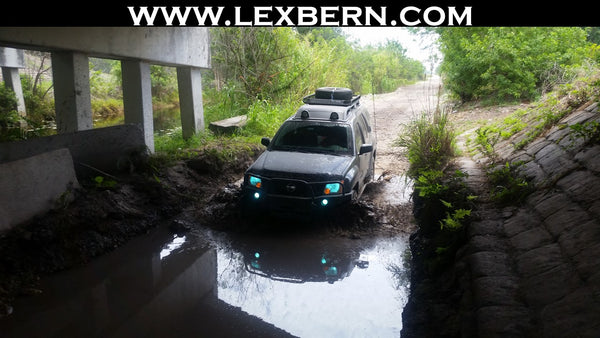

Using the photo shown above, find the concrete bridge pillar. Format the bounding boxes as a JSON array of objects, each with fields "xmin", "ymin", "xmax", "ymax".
[
  {"xmin": 2, "ymin": 68, "xmax": 26, "ymax": 116},
  {"xmin": 51, "ymin": 51, "xmax": 93, "ymax": 133},
  {"xmin": 122, "ymin": 60, "xmax": 154, "ymax": 153},
  {"xmin": 0, "ymin": 47, "xmax": 26, "ymax": 117},
  {"xmin": 177, "ymin": 66, "xmax": 205, "ymax": 139}
]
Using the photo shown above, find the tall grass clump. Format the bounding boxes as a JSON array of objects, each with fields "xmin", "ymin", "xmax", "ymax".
[
  {"xmin": 396, "ymin": 107, "xmax": 457, "ymax": 179},
  {"xmin": 395, "ymin": 104, "xmax": 476, "ymax": 238}
]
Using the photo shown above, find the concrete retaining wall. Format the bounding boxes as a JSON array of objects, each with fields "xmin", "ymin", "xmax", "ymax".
[
  {"xmin": 458, "ymin": 103, "xmax": 600, "ymax": 336},
  {"xmin": 0, "ymin": 148, "xmax": 79, "ymax": 232},
  {"xmin": 0, "ymin": 124, "xmax": 148, "ymax": 179},
  {"xmin": 0, "ymin": 124, "xmax": 148, "ymax": 232},
  {"xmin": 402, "ymin": 102, "xmax": 600, "ymax": 337}
]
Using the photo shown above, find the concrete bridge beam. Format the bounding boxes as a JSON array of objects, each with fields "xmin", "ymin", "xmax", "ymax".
[
  {"xmin": 177, "ymin": 66, "xmax": 205, "ymax": 139},
  {"xmin": 51, "ymin": 51, "xmax": 93, "ymax": 133},
  {"xmin": 122, "ymin": 60, "xmax": 154, "ymax": 153}
]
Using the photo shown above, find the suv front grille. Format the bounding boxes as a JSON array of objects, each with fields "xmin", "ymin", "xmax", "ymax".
[{"xmin": 269, "ymin": 179, "xmax": 312, "ymax": 198}]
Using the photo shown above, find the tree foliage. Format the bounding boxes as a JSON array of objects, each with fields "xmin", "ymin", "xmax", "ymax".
[
  {"xmin": 205, "ymin": 27, "xmax": 425, "ymax": 137},
  {"xmin": 209, "ymin": 27, "xmax": 425, "ymax": 103},
  {"xmin": 438, "ymin": 27, "xmax": 591, "ymax": 103}
]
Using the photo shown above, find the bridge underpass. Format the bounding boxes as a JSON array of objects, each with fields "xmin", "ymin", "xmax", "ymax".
[{"xmin": 0, "ymin": 28, "xmax": 210, "ymax": 232}]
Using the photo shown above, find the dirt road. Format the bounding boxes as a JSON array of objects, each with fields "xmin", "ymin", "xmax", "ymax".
[{"xmin": 366, "ymin": 76, "xmax": 442, "ymax": 177}]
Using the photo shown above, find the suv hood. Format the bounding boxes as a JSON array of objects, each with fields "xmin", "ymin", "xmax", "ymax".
[{"xmin": 249, "ymin": 150, "xmax": 353, "ymax": 181}]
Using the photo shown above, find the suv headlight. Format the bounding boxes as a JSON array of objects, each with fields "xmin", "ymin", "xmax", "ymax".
[
  {"xmin": 249, "ymin": 175, "xmax": 262, "ymax": 188},
  {"xmin": 324, "ymin": 183, "xmax": 341, "ymax": 195}
]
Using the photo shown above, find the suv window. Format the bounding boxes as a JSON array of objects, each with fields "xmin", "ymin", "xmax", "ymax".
[
  {"xmin": 360, "ymin": 113, "xmax": 372, "ymax": 132},
  {"xmin": 354, "ymin": 121, "xmax": 365, "ymax": 153},
  {"xmin": 271, "ymin": 121, "xmax": 353, "ymax": 155}
]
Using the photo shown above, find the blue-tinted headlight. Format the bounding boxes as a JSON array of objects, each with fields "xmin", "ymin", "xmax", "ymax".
[
  {"xmin": 249, "ymin": 176, "xmax": 262, "ymax": 188},
  {"xmin": 324, "ymin": 183, "xmax": 341, "ymax": 195}
]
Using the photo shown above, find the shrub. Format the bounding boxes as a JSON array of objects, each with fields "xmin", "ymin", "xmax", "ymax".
[
  {"xmin": 395, "ymin": 107, "xmax": 456, "ymax": 178},
  {"xmin": 0, "ymin": 84, "xmax": 25, "ymax": 141},
  {"xmin": 439, "ymin": 27, "xmax": 590, "ymax": 103}
]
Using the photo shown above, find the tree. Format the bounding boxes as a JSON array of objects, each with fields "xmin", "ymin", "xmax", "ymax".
[{"xmin": 438, "ymin": 27, "xmax": 590, "ymax": 103}]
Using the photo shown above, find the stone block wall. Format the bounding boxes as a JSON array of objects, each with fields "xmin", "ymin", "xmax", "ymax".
[{"xmin": 459, "ymin": 103, "xmax": 600, "ymax": 336}]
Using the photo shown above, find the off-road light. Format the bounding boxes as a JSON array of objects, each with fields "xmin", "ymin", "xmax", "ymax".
[
  {"xmin": 249, "ymin": 176, "xmax": 262, "ymax": 188},
  {"xmin": 325, "ymin": 266, "xmax": 338, "ymax": 276},
  {"xmin": 324, "ymin": 183, "xmax": 341, "ymax": 195}
]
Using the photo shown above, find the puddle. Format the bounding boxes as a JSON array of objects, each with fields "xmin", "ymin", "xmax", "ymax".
[
  {"xmin": 380, "ymin": 175, "xmax": 414, "ymax": 205},
  {"xmin": 0, "ymin": 224, "xmax": 411, "ymax": 338},
  {"xmin": 216, "ymin": 231, "xmax": 411, "ymax": 337},
  {"xmin": 0, "ymin": 171, "xmax": 415, "ymax": 338}
]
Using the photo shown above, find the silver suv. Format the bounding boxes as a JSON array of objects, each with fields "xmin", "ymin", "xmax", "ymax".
[{"xmin": 241, "ymin": 87, "xmax": 377, "ymax": 216}]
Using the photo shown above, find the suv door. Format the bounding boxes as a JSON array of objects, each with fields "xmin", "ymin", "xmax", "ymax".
[
  {"xmin": 358, "ymin": 113, "xmax": 376, "ymax": 181},
  {"xmin": 354, "ymin": 121, "xmax": 371, "ymax": 187}
]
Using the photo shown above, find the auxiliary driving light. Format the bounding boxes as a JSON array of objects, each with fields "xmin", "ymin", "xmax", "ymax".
[
  {"xmin": 254, "ymin": 192, "xmax": 260, "ymax": 199},
  {"xmin": 321, "ymin": 199, "xmax": 329, "ymax": 206}
]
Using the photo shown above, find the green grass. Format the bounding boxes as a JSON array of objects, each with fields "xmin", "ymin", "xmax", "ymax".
[{"xmin": 395, "ymin": 107, "xmax": 457, "ymax": 179}]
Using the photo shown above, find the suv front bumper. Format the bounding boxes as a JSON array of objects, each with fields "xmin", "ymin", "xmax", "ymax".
[{"xmin": 241, "ymin": 187, "xmax": 353, "ymax": 216}]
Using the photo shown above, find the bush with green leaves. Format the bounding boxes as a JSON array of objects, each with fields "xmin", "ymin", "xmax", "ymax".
[
  {"xmin": 412, "ymin": 167, "xmax": 474, "ymax": 235},
  {"xmin": 438, "ymin": 27, "xmax": 590, "ymax": 103},
  {"xmin": 0, "ymin": 84, "xmax": 19, "ymax": 122},
  {"xmin": 487, "ymin": 161, "xmax": 532, "ymax": 206},
  {"xmin": 0, "ymin": 84, "xmax": 23, "ymax": 141}
]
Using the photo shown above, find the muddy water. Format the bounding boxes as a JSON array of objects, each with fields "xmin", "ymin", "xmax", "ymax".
[
  {"xmin": 215, "ymin": 231, "xmax": 411, "ymax": 337},
  {"xmin": 0, "ymin": 178, "xmax": 414, "ymax": 338},
  {"xmin": 0, "ymin": 228, "xmax": 411, "ymax": 337}
]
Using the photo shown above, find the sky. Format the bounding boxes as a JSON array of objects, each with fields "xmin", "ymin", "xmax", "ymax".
[{"xmin": 341, "ymin": 27, "xmax": 440, "ymax": 70}]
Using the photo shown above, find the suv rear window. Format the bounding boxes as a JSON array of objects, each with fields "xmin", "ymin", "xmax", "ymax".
[{"xmin": 270, "ymin": 121, "xmax": 353, "ymax": 155}]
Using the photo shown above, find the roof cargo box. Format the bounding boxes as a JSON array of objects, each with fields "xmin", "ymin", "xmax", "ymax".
[{"xmin": 314, "ymin": 87, "xmax": 353, "ymax": 101}]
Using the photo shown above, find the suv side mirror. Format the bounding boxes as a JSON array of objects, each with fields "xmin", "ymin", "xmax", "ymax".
[
  {"xmin": 261, "ymin": 137, "xmax": 271, "ymax": 147},
  {"xmin": 359, "ymin": 144, "xmax": 373, "ymax": 155}
]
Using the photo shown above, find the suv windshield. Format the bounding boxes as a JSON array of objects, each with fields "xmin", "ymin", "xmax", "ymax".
[{"xmin": 270, "ymin": 121, "xmax": 353, "ymax": 155}]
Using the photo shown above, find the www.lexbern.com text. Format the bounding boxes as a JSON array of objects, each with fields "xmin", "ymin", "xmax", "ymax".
[{"xmin": 128, "ymin": 6, "xmax": 472, "ymax": 27}]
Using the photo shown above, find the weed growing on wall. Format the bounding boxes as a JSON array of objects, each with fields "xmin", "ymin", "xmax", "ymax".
[{"xmin": 396, "ymin": 107, "xmax": 456, "ymax": 179}]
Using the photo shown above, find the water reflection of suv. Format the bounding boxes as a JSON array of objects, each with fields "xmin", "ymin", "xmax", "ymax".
[{"xmin": 241, "ymin": 87, "xmax": 376, "ymax": 216}]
